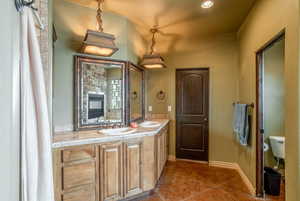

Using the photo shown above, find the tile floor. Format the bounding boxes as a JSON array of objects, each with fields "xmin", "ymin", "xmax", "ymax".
[{"xmin": 142, "ymin": 161, "xmax": 285, "ymax": 201}]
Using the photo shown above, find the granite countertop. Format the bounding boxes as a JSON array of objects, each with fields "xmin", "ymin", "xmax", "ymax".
[{"xmin": 52, "ymin": 119, "xmax": 169, "ymax": 148}]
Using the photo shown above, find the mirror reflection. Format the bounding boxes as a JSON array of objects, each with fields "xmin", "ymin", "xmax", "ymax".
[
  {"xmin": 76, "ymin": 57, "xmax": 125, "ymax": 130},
  {"xmin": 129, "ymin": 64, "xmax": 144, "ymax": 121}
]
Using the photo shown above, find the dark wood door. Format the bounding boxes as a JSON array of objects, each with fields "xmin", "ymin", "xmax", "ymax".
[{"xmin": 176, "ymin": 69, "xmax": 209, "ymax": 161}]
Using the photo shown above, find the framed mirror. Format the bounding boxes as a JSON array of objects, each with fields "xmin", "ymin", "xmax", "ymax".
[
  {"xmin": 129, "ymin": 62, "xmax": 145, "ymax": 122},
  {"xmin": 74, "ymin": 56, "xmax": 127, "ymax": 130}
]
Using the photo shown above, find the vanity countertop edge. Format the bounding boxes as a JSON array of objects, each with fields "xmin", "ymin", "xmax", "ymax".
[{"xmin": 52, "ymin": 119, "xmax": 169, "ymax": 149}]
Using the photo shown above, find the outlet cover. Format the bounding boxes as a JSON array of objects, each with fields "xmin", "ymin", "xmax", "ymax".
[{"xmin": 148, "ymin": 106, "xmax": 153, "ymax": 112}]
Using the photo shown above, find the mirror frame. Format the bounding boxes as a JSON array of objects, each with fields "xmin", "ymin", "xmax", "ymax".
[
  {"xmin": 74, "ymin": 55, "xmax": 128, "ymax": 131},
  {"xmin": 128, "ymin": 62, "xmax": 145, "ymax": 123}
]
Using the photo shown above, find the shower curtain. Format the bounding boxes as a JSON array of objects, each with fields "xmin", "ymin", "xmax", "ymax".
[{"xmin": 20, "ymin": 8, "xmax": 54, "ymax": 201}]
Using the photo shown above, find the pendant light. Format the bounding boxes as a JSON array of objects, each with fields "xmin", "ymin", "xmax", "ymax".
[
  {"xmin": 81, "ymin": 0, "xmax": 118, "ymax": 57},
  {"xmin": 140, "ymin": 28, "xmax": 166, "ymax": 69},
  {"xmin": 201, "ymin": 0, "xmax": 214, "ymax": 9}
]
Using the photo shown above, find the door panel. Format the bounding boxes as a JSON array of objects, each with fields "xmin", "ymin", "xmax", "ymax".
[
  {"xmin": 179, "ymin": 124, "xmax": 206, "ymax": 150},
  {"xmin": 181, "ymin": 74, "xmax": 205, "ymax": 115},
  {"xmin": 176, "ymin": 69, "xmax": 209, "ymax": 161}
]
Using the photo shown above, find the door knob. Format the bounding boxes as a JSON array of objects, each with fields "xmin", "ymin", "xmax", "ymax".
[{"xmin": 204, "ymin": 118, "xmax": 208, "ymax": 121}]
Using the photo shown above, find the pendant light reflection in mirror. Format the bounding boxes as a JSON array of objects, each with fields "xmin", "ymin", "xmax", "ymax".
[
  {"xmin": 140, "ymin": 28, "xmax": 166, "ymax": 69},
  {"xmin": 81, "ymin": 0, "xmax": 119, "ymax": 57}
]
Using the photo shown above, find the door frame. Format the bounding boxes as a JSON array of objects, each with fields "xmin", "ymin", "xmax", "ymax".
[
  {"xmin": 175, "ymin": 68, "xmax": 210, "ymax": 161},
  {"xmin": 255, "ymin": 31, "xmax": 285, "ymax": 197}
]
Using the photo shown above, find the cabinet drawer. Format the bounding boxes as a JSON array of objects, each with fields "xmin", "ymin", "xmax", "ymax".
[
  {"xmin": 63, "ymin": 185, "xmax": 96, "ymax": 201},
  {"xmin": 63, "ymin": 162, "xmax": 96, "ymax": 190},
  {"xmin": 62, "ymin": 145, "xmax": 95, "ymax": 162}
]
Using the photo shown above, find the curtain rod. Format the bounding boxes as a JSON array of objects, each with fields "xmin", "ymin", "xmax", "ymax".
[
  {"xmin": 15, "ymin": 0, "xmax": 45, "ymax": 30},
  {"xmin": 15, "ymin": 0, "xmax": 35, "ymax": 12}
]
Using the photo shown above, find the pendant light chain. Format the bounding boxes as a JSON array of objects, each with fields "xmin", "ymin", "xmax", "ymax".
[
  {"xmin": 150, "ymin": 28, "xmax": 158, "ymax": 55},
  {"xmin": 96, "ymin": 0, "xmax": 104, "ymax": 32}
]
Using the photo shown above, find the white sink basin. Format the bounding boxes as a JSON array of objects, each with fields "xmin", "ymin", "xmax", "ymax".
[
  {"xmin": 139, "ymin": 121, "xmax": 161, "ymax": 128},
  {"xmin": 100, "ymin": 127, "xmax": 137, "ymax": 135}
]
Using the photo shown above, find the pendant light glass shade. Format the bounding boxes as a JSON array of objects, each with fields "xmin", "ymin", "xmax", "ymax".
[
  {"xmin": 81, "ymin": 0, "xmax": 118, "ymax": 57},
  {"xmin": 82, "ymin": 30, "xmax": 118, "ymax": 57},
  {"xmin": 140, "ymin": 54, "xmax": 166, "ymax": 69},
  {"xmin": 140, "ymin": 28, "xmax": 166, "ymax": 69}
]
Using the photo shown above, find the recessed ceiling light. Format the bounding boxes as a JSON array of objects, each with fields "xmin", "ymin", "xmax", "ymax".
[{"xmin": 201, "ymin": 0, "xmax": 214, "ymax": 9}]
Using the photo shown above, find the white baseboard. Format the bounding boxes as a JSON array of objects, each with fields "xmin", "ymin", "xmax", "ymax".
[
  {"xmin": 176, "ymin": 158, "xmax": 208, "ymax": 164},
  {"xmin": 168, "ymin": 155, "xmax": 176, "ymax": 161},
  {"xmin": 209, "ymin": 161, "xmax": 237, "ymax": 169},
  {"xmin": 235, "ymin": 163, "xmax": 256, "ymax": 196},
  {"xmin": 209, "ymin": 161, "xmax": 256, "ymax": 196},
  {"xmin": 167, "ymin": 155, "xmax": 209, "ymax": 164}
]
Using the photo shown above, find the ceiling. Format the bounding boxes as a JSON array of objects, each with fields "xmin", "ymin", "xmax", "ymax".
[{"xmin": 64, "ymin": 0, "xmax": 256, "ymax": 53}]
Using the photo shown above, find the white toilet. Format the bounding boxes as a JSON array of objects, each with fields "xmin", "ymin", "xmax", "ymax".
[
  {"xmin": 269, "ymin": 136, "xmax": 285, "ymax": 169},
  {"xmin": 269, "ymin": 136, "xmax": 285, "ymax": 159}
]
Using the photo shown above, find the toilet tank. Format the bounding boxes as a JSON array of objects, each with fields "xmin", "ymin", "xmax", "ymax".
[{"xmin": 269, "ymin": 136, "xmax": 285, "ymax": 159}]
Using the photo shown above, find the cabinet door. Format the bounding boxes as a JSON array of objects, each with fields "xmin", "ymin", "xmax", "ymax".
[
  {"xmin": 160, "ymin": 131, "xmax": 165, "ymax": 171},
  {"xmin": 156, "ymin": 133, "xmax": 162, "ymax": 180},
  {"xmin": 99, "ymin": 142, "xmax": 123, "ymax": 201},
  {"xmin": 165, "ymin": 127, "xmax": 169, "ymax": 163},
  {"xmin": 124, "ymin": 139, "xmax": 143, "ymax": 197},
  {"xmin": 142, "ymin": 136, "xmax": 156, "ymax": 191},
  {"xmin": 156, "ymin": 126, "xmax": 169, "ymax": 181},
  {"xmin": 161, "ymin": 131, "xmax": 167, "ymax": 171}
]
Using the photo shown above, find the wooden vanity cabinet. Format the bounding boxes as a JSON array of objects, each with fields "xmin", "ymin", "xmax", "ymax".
[{"xmin": 53, "ymin": 123, "xmax": 169, "ymax": 201}]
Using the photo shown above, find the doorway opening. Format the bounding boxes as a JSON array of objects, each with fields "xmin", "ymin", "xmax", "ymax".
[
  {"xmin": 256, "ymin": 32, "xmax": 285, "ymax": 200},
  {"xmin": 175, "ymin": 68, "xmax": 209, "ymax": 161}
]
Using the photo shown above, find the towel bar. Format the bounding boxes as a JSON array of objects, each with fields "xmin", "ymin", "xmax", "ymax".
[{"xmin": 232, "ymin": 102, "xmax": 255, "ymax": 107}]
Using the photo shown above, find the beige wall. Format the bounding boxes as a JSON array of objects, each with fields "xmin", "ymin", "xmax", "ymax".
[
  {"xmin": 53, "ymin": 0, "xmax": 146, "ymax": 131},
  {"xmin": 263, "ymin": 38, "xmax": 285, "ymax": 167},
  {"xmin": 237, "ymin": 0, "xmax": 300, "ymax": 200},
  {"xmin": 147, "ymin": 33, "xmax": 240, "ymax": 163}
]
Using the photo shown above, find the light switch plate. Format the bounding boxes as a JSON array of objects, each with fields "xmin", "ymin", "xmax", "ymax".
[
  {"xmin": 148, "ymin": 106, "xmax": 153, "ymax": 112},
  {"xmin": 168, "ymin": 105, "xmax": 172, "ymax": 112}
]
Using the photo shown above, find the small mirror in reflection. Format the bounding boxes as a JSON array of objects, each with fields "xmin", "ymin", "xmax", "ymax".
[{"xmin": 129, "ymin": 64, "xmax": 144, "ymax": 121}]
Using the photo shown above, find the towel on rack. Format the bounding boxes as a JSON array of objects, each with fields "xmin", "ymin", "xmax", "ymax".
[{"xmin": 233, "ymin": 103, "xmax": 250, "ymax": 146}]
